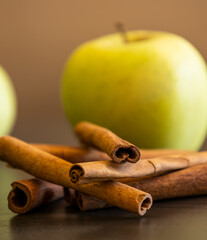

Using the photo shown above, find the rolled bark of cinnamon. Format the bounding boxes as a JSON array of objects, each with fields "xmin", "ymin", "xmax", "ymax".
[
  {"xmin": 140, "ymin": 149, "xmax": 195, "ymax": 159},
  {"xmin": 8, "ymin": 179, "xmax": 63, "ymax": 214},
  {"xmin": 69, "ymin": 153, "xmax": 207, "ymax": 184},
  {"xmin": 32, "ymin": 144, "xmax": 110, "ymax": 162},
  {"xmin": 75, "ymin": 164, "xmax": 207, "ymax": 211},
  {"xmin": 75, "ymin": 121, "xmax": 140, "ymax": 163},
  {"xmin": 0, "ymin": 136, "xmax": 152, "ymax": 215}
]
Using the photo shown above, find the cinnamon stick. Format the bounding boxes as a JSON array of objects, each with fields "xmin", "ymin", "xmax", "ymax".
[
  {"xmin": 0, "ymin": 136, "xmax": 152, "ymax": 215},
  {"xmin": 75, "ymin": 164, "xmax": 207, "ymax": 211},
  {"xmin": 8, "ymin": 179, "xmax": 63, "ymax": 214},
  {"xmin": 32, "ymin": 144, "xmax": 110, "ymax": 162},
  {"xmin": 75, "ymin": 121, "xmax": 140, "ymax": 163},
  {"xmin": 140, "ymin": 149, "xmax": 195, "ymax": 159},
  {"xmin": 69, "ymin": 153, "xmax": 207, "ymax": 184}
]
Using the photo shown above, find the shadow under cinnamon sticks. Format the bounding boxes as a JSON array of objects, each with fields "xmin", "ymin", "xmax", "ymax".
[{"xmin": 74, "ymin": 164, "xmax": 207, "ymax": 211}]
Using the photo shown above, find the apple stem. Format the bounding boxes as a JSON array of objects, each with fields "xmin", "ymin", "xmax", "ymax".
[{"xmin": 115, "ymin": 22, "xmax": 128, "ymax": 43}]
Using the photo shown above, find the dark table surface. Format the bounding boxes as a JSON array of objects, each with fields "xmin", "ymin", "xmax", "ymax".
[{"xmin": 1, "ymin": 157, "xmax": 207, "ymax": 240}]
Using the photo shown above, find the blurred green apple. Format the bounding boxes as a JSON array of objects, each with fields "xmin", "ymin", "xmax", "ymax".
[
  {"xmin": 0, "ymin": 66, "xmax": 17, "ymax": 136},
  {"xmin": 61, "ymin": 31, "xmax": 207, "ymax": 150}
]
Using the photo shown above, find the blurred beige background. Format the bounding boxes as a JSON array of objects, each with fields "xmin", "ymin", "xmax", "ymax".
[{"xmin": 0, "ymin": 0, "xmax": 207, "ymax": 146}]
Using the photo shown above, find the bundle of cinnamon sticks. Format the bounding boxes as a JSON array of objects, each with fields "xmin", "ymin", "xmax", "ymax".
[{"xmin": 1, "ymin": 121, "xmax": 207, "ymax": 216}]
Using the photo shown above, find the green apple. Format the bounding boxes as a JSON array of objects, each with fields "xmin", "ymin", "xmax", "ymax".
[
  {"xmin": 0, "ymin": 66, "xmax": 17, "ymax": 136},
  {"xmin": 61, "ymin": 31, "xmax": 207, "ymax": 150}
]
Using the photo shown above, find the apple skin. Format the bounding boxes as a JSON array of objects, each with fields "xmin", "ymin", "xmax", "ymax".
[
  {"xmin": 0, "ymin": 66, "xmax": 17, "ymax": 136},
  {"xmin": 61, "ymin": 31, "xmax": 207, "ymax": 150}
]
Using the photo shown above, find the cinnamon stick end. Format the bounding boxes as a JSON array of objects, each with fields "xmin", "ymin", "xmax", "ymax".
[
  {"xmin": 112, "ymin": 145, "xmax": 141, "ymax": 163},
  {"xmin": 137, "ymin": 194, "xmax": 153, "ymax": 216},
  {"xmin": 69, "ymin": 165, "xmax": 84, "ymax": 184},
  {"xmin": 8, "ymin": 182, "xmax": 31, "ymax": 214}
]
